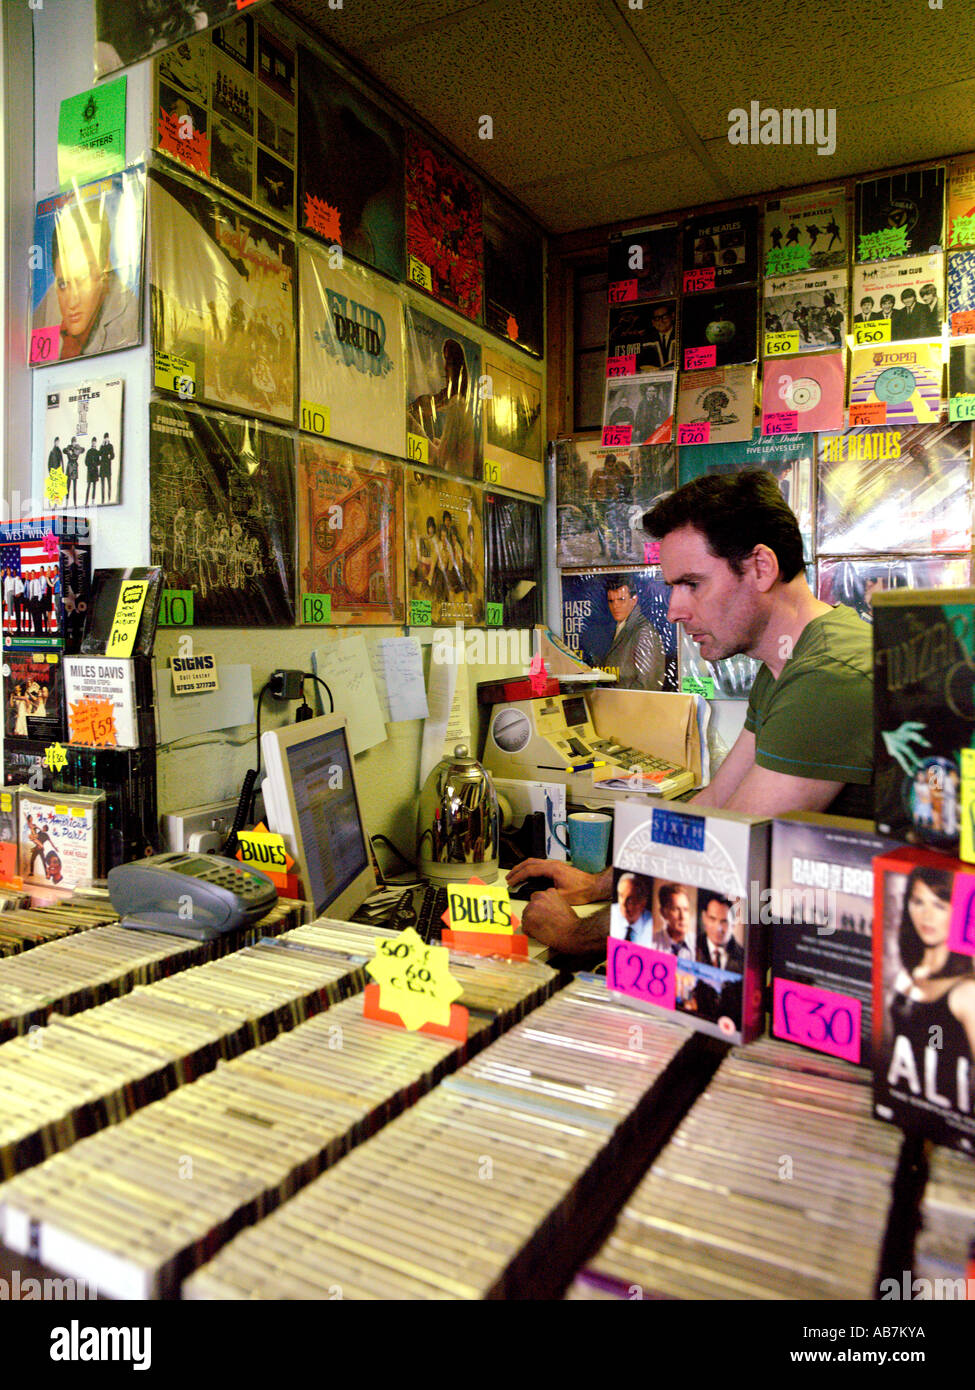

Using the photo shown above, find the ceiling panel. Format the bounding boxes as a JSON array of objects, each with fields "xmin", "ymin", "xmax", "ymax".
[{"xmin": 284, "ymin": 0, "xmax": 495, "ymax": 50}]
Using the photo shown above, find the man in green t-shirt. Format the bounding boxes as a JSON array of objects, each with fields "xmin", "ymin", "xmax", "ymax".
[{"xmin": 510, "ymin": 469, "xmax": 874, "ymax": 952}]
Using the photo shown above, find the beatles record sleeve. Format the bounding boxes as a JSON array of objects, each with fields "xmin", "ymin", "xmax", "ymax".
[
  {"xmin": 482, "ymin": 190, "xmax": 544, "ymax": 357},
  {"xmin": 405, "ymin": 302, "xmax": 482, "ymax": 478},
  {"xmin": 149, "ymin": 401, "xmax": 295, "ymax": 626},
  {"xmin": 484, "ymin": 493, "xmax": 543, "ymax": 629},
  {"xmin": 404, "ymin": 471, "xmax": 483, "ymax": 626},
  {"xmin": 817, "ymin": 422, "xmax": 972, "ymax": 554},
  {"xmin": 607, "ymin": 299, "xmax": 677, "ymax": 373},
  {"xmin": 94, "ymin": 0, "xmax": 273, "ymax": 79},
  {"xmin": 852, "ymin": 254, "xmax": 944, "ymax": 340},
  {"xmin": 682, "ymin": 206, "xmax": 759, "ymax": 292},
  {"xmin": 677, "ymin": 426, "xmax": 814, "ymax": 546},
  {"xmin": 848, "ymin": 342, "xmax": 943, "ymax": 428},
  {"xmin": 608, "ymin": 223, "xmax": 680, "ymax": 303},
  {"xmin": 30, "ymin": 164, "xmax": 145, "ymax": 367},
  {"xmin": 856, "ymin": 165, "xmax": 946, "ymax": 262},
  {"xmin": 297, "ymin": 43, "xmax": 404, "ymax": 280},
  {"xmin": 560, "ymin": 569, "xmax": 677, "ymax": 692},
  {"xmin": 601, "ymin": 373, "xmax": 674, "ymax": 447},
  {"xmin": 679, "ymin": 285, "xmax": 758, "ymax": 371},
  {"xmin": 948, "ymin": 154, "xmax": 975, "ymax": 250},
  {"xmin": 3, "ymin": 649, "xmax": 65, "ymax": 744},
  {"xmin": 482, "ymin": 348, "xmax": 544, "ymax": 496},
  {"xmin": 762, "ymin": 268, "xmax": 847, "ymax": 355},
  {"xmin": 818, "ymin": 556, "xmax": 971, "ymax": 622},
  {"xmin": 299, "ymin": 242, "xmax": 406, "ymax": 459},
  {"xmin": 763, "ymin": 188, "xmax": 848, "ymax": 274},
  {"xmin": 42, "ymin": 378, "xmax": 123, "ymax": 511},
  {"xmin": 674, "ymin": 365, "xmax": 755, "ymax": 445},
  {"xmin": 149, "ymin": 164, "xmax": 296, "ymax": 424},
  {"xmin": 947, "ymin": 251, "xmax": 975, "ymax": 335},
  {"xmin": 761, "ymin": 351, "xmax": 845, "ymax": 435},
  {"xmin": 405, "ymin": 131, "xmax": 483, "ymax": 323},
  {"xmin": 296, "ymin": 439, "xmax": 405, "ymax": 626},
  {"xmin": 556, "ymin": 437, "xmax": 675, "ymax": 569}
]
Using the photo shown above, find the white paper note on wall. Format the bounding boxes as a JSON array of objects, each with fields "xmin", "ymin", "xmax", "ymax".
[
  {"xmin": 311, "ymin": 637, "xmax": 387, "ymax": 755},
  {"xmin": 442, "ymin": 661, "xmax": 471, "ymax": 757},
  {"xmin": 419, "ymin": 657, "xmax": 457, "ymax": 789},
  {"xmin": 376, "ymin": 637, "xmax": 428, "ymax": 722}
]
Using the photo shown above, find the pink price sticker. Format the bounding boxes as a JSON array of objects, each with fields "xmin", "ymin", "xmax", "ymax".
[
  {"xmin": 606, "ymin": 937, "xmax": 677, "ymax": 1011},
  {"xmin": 608, "ymin": 278, "xmax": 638, "ymax": 304},
  {"xmin": 606, "ymin": 354, "xmax": 637, "ymax": 377},
  {"xmin": 601, "ymin": 425, "xmax": 632, "ymax": 447},
  {"xmin": 763, "ymin": 410, "xmax": 799, "ymax": 435},
  {"xmin": 29, "ymin": 326, "xmax": 60, "ymax": 366},
  {"xmin": 772, "ymin": 977, "xmax": 861, "ymax": 1063},
  {"xmin": 948, "ymin": 874, "xmax": 975, "ymax": 956},
  {"xmin": 677, "ymin": 422, "xmax": 711, "ymax": 445},
  {"xmin": 684, "ymin": 345, "xmax": 716, "ymax": 370},
  {"xmin": 644, "ymin": 541, "xmax": 660, "ymax": 563},
  {"xmin": 683, "ymin": 268, "xmax": 715, "ymax": 293}
]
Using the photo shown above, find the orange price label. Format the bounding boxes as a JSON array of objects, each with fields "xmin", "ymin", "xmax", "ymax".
[
  {"xmin": 68, "ymin": 697, "xmax": 118, "ymax": 748},
  {"xmin": 849, "ymin": 401, "xmax": 887, "ymax": 427},
  {"xmin": 303, "ymin": 193, "xmax": 342, "ymax": 241}
]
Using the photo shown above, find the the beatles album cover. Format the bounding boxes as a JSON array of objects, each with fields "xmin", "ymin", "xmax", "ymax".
[
  {"xmin": 405, "ymin": 303, "xmax": 482, "ymax": 478},
  {"xmin": 149, "ymin": 164, "xmax": 295, "ymax": 424},
  {"xmin": 817, "ymin": 422, "xmax": 973, "ymax": 554},
  {"xmin": 947, "ymin": 154, "xmax": 975, "ymax": 250},
  {"xmin": 848, "ymin": 341, "xmax": 943, "ymax": 428},
  {"xmin": 481, "ymin": 348, "xmax": 544, "ymax": 496},
  {"xmin": 761, "ymin": 351, "xmax": 845, "ymax": 435},
  {"xmin": 484, "ymin": 493, "xmax": 543, "ymax": 629},
  {"xmin": 947, "ymin": 250, "xmax": 975, "ymax": 333},
  {"xmin": 855, "ymin": 166, "xmax": 946, "ymax": 261},
  {"xmin": 560, "ymin": 569, "xmax": 677, "ymax": 691},
  {"xmin": 682, "ymin": 206, "xmax": 759, "ymax": 290},
  {"xmin": 607, "ymin": 299, "xmax": 677, "ymax": 373},
  {"xmin": 3, "ymin": 649, "xmax": 65, "ymax": 744},
  {"xmin": 763, "ymin": 188, "xmax": 848, "ymax": 273},
  {"xmin": 43, "ymin": 378, "xmax": 123, "ymax": 510},
  {"xmin": 601, "ymin": 373, "xmax": 674, "ymax": 446},
  {"xmin": 149, "ymin": 401, "xmax": 295, "ymax": 626},
  {"xmin": 608, "ymin": 222, "xmax": 680, "ymax": 302},
  {"xmin": 680, "ymin": 284, "xmax": 758, "ymax": 370},
  {"xmin": 299, "ymin": 242, "xmax": 406, "ymax": 458},
  {"xmin": 296, "ymin": 439, "xmax": 405, "ymax": 626},
  {"xmin": 851, "ymin": 254, "xmax": 944, "ymax": 340},
  {"xmin": 404, "ymin": 470, "xmax": 483, "ymax": 626},
  {"xmin": 762, "ymin": 268, "xmax": 847, "ymax": 352},
  {"xmin": 674, "ymin": 365, "xmax": 755, "ymax": 445},
  {"xmin": 297, "ymin": 43, "xmax": 404, "ymax": 280},
  {"xmin": 30, "ymin": 165, "xmax": 145, "ymax": 367},
  {"xmin": 556, "ymin": 436, "xmax": 675, "ymax": 569},
  {"xmin": 94, "ymin": 0, "xmax": 272, "ymax": 78},
  {"xmin": 817, "ymin": 556, "xmax": 971, "ymax": 621},
  {"xmin": 678, "ymin": 426, "xmax": 815, "ymax": 548},
  {"xmin": 405, "ymin": 131, "xmax": 483, "ymax": 323},
  {"xmin": 482, "ymin": 190, "xmax": 544, "ymax": 357}
]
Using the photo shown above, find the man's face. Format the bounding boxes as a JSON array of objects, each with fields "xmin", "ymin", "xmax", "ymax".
[
  {"xmin": 54, "ymin": 243, "xmax": 106, "ymax": 342},
  {"xmin": 651, "ymin": 305, "xmax": 673, "ymax": 334},
  {"xmin": 921, "ymin": 289, "xmax": 936, "ymax": 310},
  {"xmin": 662, "ymin": 891, "xmax": 692, "ymax": 941},
  {"xmin": 881, "ymin": 296, "xmax": 895, "ymax": 314},
  {"xmin": 660, "ymin": 524, "xmax": 764, "ymax": 663},
  {"xmin": 702, "ymin": 898, "xmax": 732, "ymax": 947},
  {"xmin": 617, "ymin": 877, "xmax": 649, "ymax": 925},
  {"xmin": 606, "ymin": 585, "xmax": 638, "ymax": 623},
  {"xmin": 902, "ymin": 292, "xmax": 916, "ymax": 309}
]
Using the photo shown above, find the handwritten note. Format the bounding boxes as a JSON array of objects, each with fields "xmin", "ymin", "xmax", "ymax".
[
  {"xmin": 852, "ymin": 320, "xmax": 891, "ymax": 346},
  {"xmin": 676, "ymin": 422, "xmax": 710, "ymax": 446},
  {"xmin": 29, "ymin": 327, "xmax": 60, "ymax": 366},
  {"xmin": 601, "ymin": 425, "xmax": 632, "ymax": 447},
  {"xmin": 311, "ymin": 636, "xmax": 387, "ymax": 755},
  {"xmin": 106, "ymin": 581, "xmax": 148, "ymax": 658},
  {"xmin": 608, "ymin": 279, "xmax": 638, "ymax": 304},
  {"xmin": 763, "ymin": 410, "xmax": 800, "ymax": 436},
  {"xmin": 606, "ymin": 354, "xmax": 637, "ymax": 377},
  {"xmin": 606, "ymin": 937, "xmax": 677, "ymax": 1011},
  {"xmin": 849, "ymin": 401, "xmax": 887, "ymax": 427},
  {"xmin": 683, "ymin": 268, "xmax": 715, "ymax": 293},
  {"xmin": 375, "ymin": 638, "xmax": 428, "ymax": 723}
]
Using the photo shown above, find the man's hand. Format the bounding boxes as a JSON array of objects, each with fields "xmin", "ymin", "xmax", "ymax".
[
  {"xmin": 520, "ymin": 892, "xmax": 610, "ymax": 954},
  {"xmin": 506, "ymin": 858, "xmax": 607, "ymax": 905}
]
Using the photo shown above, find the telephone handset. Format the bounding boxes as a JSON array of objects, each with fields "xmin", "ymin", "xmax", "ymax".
[{"xmin": 108, "ymin": 851, "xmax": 277, "ymax": 942}]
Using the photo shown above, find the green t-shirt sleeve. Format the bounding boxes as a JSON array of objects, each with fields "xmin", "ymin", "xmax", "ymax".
[{"xmin": 750, "ymin": 662, "xmax": 873, "ymax": 784}]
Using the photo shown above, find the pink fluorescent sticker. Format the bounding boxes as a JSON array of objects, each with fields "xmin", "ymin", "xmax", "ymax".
[
  {"xmin": 684, "ymin": 345, "xmax": 717, "ymax": 370},
  {"xmin": 29, "ymin": 326, "xmax": 60, "ymax": 366},
  {"xmin": 608, "ymin": 278, "xmax": 638, "ymax": 304},
  {"xmin": 606, "ymin": 354, "xmax": 637, "ymax": 377},
  {"xmin": 601, "ymin": 425, "xmax": 632, "ymax": 447},
  {"xmin": 683, "ymin": 268, "xmax": 716, "ymax": 293},
  {"xmin": 763, "ymin": 410, "xmax": 799, "ymax": 435},
  {"xmin": 644, "ymin": 541, "xmax": 660, "ymax": 563},
  {"xmin": 677, "ymin": 422, "xmax": 710, "ymax": 445},
  {"xmin": 606, "ymin": 937, "xmax": 676, "ymax": 1011},
  {"xmin": 772, "ymin": 977, "xmax": 861, "ymax": 1063},
  {"xmin": 949, "ymin": 874, "xmax": 975, "ymax": 956}
]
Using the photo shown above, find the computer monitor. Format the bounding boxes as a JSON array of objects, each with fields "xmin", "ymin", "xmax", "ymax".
[{"xmin": 260, "ymin": 714, "xmax": 375, "ymax": 920}]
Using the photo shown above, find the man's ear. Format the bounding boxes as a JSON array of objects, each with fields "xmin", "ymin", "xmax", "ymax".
[{"xmin": 750, "ymin": 543, "xmax": 780, "ymax": 592}]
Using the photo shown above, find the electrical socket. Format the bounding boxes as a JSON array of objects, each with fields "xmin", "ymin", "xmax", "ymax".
[{"xmin": 161, "ymin": 797, "xmax": 242, "ymax": 855}]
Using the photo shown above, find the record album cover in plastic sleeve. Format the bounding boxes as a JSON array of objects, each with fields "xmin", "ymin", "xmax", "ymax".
[
  {"xmin": 296, "ymin": 439, "xmax": 404, "ymax": 626},
  {"xmin": 149, "ymin": 401, "xmax": 295, "ymax": 626},
  {"xmin": 299, "ymin": 242, "xmax": 406, "ymax": 459},
  {"xmin": 852, "ymin": 253, "xmax": 944, "ymax": 340},
  {"xmin": 95, "ymin": 0, "xmax": 272, "ymax": 79},
  {"xmin": 677, "ymin": 426, "xmax": 815, "ymax": 553},
  {"xmin": 761, "ymin": 351, "xmax": 844, "ymax": 435},
  {"xmin": 405, "ymin": 303, "xmax": 482, "ymax": 478},
  {"xmin": 560, "ymin": 569, "xmax": 676, "ymax": 691},
  {"xmin": 947, "ymin": 251, "xmax": 975, "ymax": 335},
  {"xmin": 43, "ymin": 378, "xmax": 123, "ymax": 511},
  {"xmin": 763, "ymin": 188, "xmax": 848, "ymax": 274},
  {"xmin": 682, "ymin": 206, "xmax": 758, "ymax": 292},
  {"xmin": 30, "ymin": 165, "xmax": 145, "ymax": 367},
  {"xmin": 674, "ymin": 365, "xmax": 755, "ymax": 446},
  {"xmin": 404, "ymin": 471, "xmax": 483, "ymax": 626},
  {"xmin": 558, "ymin": 434, "xmax": 673, "ymax": 568},
  {"xmin": 80, "ymin": 567, "xmax": 165, "ymax": 657},
  {"xmin": 149, "ymin": 164, "xmax": 295, "ymax": 424},
  {"xmin": 482, "ymin": 348, "xmax": 543, "ymax": 496},
  {"xmin": 0, "ymin": 519, "xmax": 91, "ymax": 654},
  {"xmin": 848, "ymin": 341, "xmax": 942, "ymax": 428},
  {"xmin": 297, "ymin": 44, "xmax": 404, "ymax": 280},
  {"xmin": 817, "ymin": 555, "xmax": 971, "ymax": 620},
  {"xmin": 484, "ymin": 493, "xmax": 542, "ymax": 629},
  {"xmin": 3, "ymin": 649, "xmax": 65, "ymax": 744},
  {"xmin": 762, "ymin": 268, "xmax": 847, "ymax": 354},
  {"xmin": 817, "ymin": 422, "xmax": 972, "ymax": 554},
  {"xmin": 608, "ymin": 223, "xmax": 679, "ymax": 302},
  {"xmin": 855, "ymin": 166, "xmax": 946, "ymax": 262},
  {"xmin": 607, "ymin": 299, "xmax": 677, "ymax": 373},
  {"xmin": 948, "ymin": 340, "xmax": 975, "ymax": 422},
  {"xmin": 948, "ymin": 154, "xmax": 975, "ymax": 250},
  {"xmin": 601, "ymin": 373, "xmax": 674, "ymax": 447},
  {"xmin": 482, "ymin": 190, "xmax": 543, "ymax": 357},
  {"xmin": 680, "ymin": 285, "xmax": 758, "ymax": 370},
  {"xmin": 405, "ymin": 131, "xmax": 482, "ymax": 322}
]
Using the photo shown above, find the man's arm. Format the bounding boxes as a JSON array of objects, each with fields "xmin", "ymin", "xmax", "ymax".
[
  {"xmin": 691, "ymin": 727, "xmax": 842, "ymax": 814},
  {"xmin": 691, "ymin": 727, "xmax": 756, "ymax": 807}
]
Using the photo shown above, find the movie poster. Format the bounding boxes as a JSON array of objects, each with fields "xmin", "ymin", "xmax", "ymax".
[
  {"xmin": 817, "ymin": 556, "xmax": 971, "ymax": 621},
  {"xmin": 297, "ymin": 44, "xmax": 404, "ymax": 281},
  {"xmin": 560, "ymin": 569, "xmax": 677, "ymax": 691},
  {"xmin": 149, "ymin": 164, "xmax": 296, "ymax": 424},
  {"xmin": 42, "ymin": 378, "xmax": 123, "ymax": 510},
  {"xmin": 855, "ymin": 166, "xmax": 946, "ymax": 261},
  {"xmin": 608, "ymin": 223, "xmax": 680, "ymax": 301},
  {"xmin": 763, "ymin": 188, "xmax": 848, "ymax": 273},
  {"xmin": 482, "ymin": 190, "xmax": 544, "ymax": 357},
  {"xmin": 30, "ymin": 165, "xmax": 145, "ymax": 367},
  {"xmin": 678, "ymin": 427, "xmax": 814, "ymax": 550},
  {"xmin": 555, "ymin": 435, "xmax": 675, "ymax": 569},
  {"xmin": 481, "ymin": 348, "xmax": 543, "ymax": 496},
  {"xmin": 149, "ymin": 401, "xmax": 295, "ymax": 625},
  {"xmin": 602, "ymin": 373, "xmax": 675, "ymax": 446},
  {"xmin": 404, "ymin": 303, "xmax": 482, "ymax": 478},
  {"xmin": 296, "ymin": 440, "xmax": 404, "ymax": 626},
  {"xmin": 299, "ymin": 243, "xmax": 406, "ymax": 458},
  {"xmin": 95, "ymin": 0, "xmax": 273, "ymax": 79},
  {"xmin": 404, "ymin": 471, "xmax": 483, "ymax": 626},
  {"xmin": 484, "ymin": 493, "xmax": 542, "ymax": 629},
  {"xmin": 405, "ymin": 131, "xmax": 483, "ymax": 322}
]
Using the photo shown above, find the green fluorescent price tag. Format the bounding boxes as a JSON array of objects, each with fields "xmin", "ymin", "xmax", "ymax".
[
  {"xmin": 766, "ymin": 245, "xmax": 811, "ymax": 276},
  {"xmin": 159, "ymin": 589, "xmax": 194, "ymax": 626},
  {"xmin": 410, "ymin": 599, "xmax": 432, "ymax": 626},
  {"xmin": 485, "ymin": 602, "xmax": 503, "ymax": 627},
  {"xmin": 407, "ymin": 432, "xmax": 429, "ymax": 464},
  {"xmin": 858, "ymin": 226, "xmax": 908, "ymax": 261},
  {"xmin": 949, "ymin": 394, "xmax": 975, "ymax": 422},
  {"xmin": 302, "ymin": 593, "xmax": 332, "ymax": 624},
  {"xmin": 682, "ymin": 675, "xmax": 715, "ymax": 699}
]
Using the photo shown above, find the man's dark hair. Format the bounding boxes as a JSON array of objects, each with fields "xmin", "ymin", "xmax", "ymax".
[
  {"xmin": 642, "ymin": 469, "xmax": 805, "ymax": 582},
  {"xmin": 658, "ymin": 882, "xmax": 689, "ymax": 913},
  {"xmin": 605, "ymin": 575, "xmax": 634, "ymax": 597},
  {"xmin": 700, "ymin": 890, "xmax": 733, "ymax": 914}
]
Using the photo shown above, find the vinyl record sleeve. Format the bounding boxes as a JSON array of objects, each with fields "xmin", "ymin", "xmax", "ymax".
[
  {"xmin": 674, "ymin": 365, "xmax": 755, "ymax": 445},
  {"xmin": 762, "ymin": 268, "xmax": 847, "ymax": 354},
  {"xmin": 296, "ymin": 439, "xmax": 405, "ymax": 625},
  {"xmin": 149, "ymin": 401, "xmax": 295, "ymax": 626},
  {"xmin": 2, "ymin": 649, "xmax": 65, "ymax": 743},
  {"xmin": 816, "ymin": 422, "xmax": 972, "ymax": 554},
  {"xmin": 404, "ymin": 303, "xmax": 482, "ymax": 478},
  {"xmin": 763, "ymin": 188, "xmax": 848, "ymax": 273},
  {"xmin": 560, "ymin": 569, "xmax": 677, "ymax": 691},
  {"xmin": 852, "ymin": 254, "xmax": 944, "ymax": 340},
  {"xmin": 482, "ymin": 190, "xmax": 543, "ymax": 357},
  {"xmin": 679, "ymin": 285, "xmax": 758, "ymax": 370},
  {"xmin": 677, "ymin": 426, "xmax": 814, "ymax": 545},
  {"xmin": 80, "ymin": 567, "xmax": 165, "ymax": 656},
  {"xmin": 817, "ymin": 556, "xmax": 971, "ymax": 620},
  {"xmin": 30, "ymin": 165, "xmax": 145, "ymax": 366},
  {"xmin": 404, "ymin": 471, "xmax": 483, "ymax": 626},
  {"xmin": 948, "ymin": 339, "xmax": 975, "ymax": 420},
  {"xmin": 761, "ymin": 351, "xmax": 845, "ymax": 434},
  {"xmin": 298, "ymin": 241, "xmax": 406, "ymax": 458},
  {"xmin": 42, "ymin": 378, "xmax": 123, "ymax": 510},
  {"xmin": 947, "ymin": 154, "xmax": 975, "ymax": 250},
  {"xmin": 601, "ymin": 373, "xmax": 674, "ymax": 446},
  {"xmin": 855, "ymin": 165, "xmax": 946, "ymax": 261},
  {"xmin": 297, "ymin": 44, "xmax": 404, "ymax": 280},
  {"xmin": 481, "ymin": 348, "xmax": 543, "ymax": 496},
  {"xmin": 847, "ymin": 342, "xmax": 943, "ymax": 428},
  {"xmin": 947, "ymin": 251, "xmax": 975, "ymax": 334},
  {"xmin": 682, "ymin": 206, "xmax": 759, "ymax": 291},
  {"xmin": 607, "ymin": 299, "xmax": 677, "ymax": 373},
  {"xmin": 608, "ymin": 222, "xmax": 679, "ymax": 302},
  {"xmin": 405, "ymin": 131, "xmax": 482, "ymax": 323},
  {"xmin": 483, "ymin": 493, "xmax": 542, "ymax": 628},
  {"xmin": 556, "ymin": 437, "xmax": 674, "ymax": 569},
  {"xmin": 94, "ymin": 0, "xmax": 271, "ymax": 78},
  {"xmin": 149, "ymin": 164, "xmax": 296, "ymax": 424}
]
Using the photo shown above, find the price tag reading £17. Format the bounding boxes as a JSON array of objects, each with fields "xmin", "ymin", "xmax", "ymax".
[{"xmin": 365, "ymin": 927, "xmax": 465, "ymax": 1033}]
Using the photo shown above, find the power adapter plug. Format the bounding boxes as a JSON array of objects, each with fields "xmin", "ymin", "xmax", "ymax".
[{"xmin": 269, "ymin": 669, "xmax": 305, "ymax": 701}]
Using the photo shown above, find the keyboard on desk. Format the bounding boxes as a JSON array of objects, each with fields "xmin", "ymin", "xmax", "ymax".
[
  {"xmin": 588, "ymin": 739, "xmax": 696, "ymax": 798},
  {"xmin": 355, "ymin": 882, "xmax": 450, "ymax": 943}
]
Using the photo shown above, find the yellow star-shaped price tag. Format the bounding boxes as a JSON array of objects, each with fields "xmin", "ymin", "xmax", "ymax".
[
  {"xmin": 43, "ymin": 742, "xmax": 68, "ymax": 773},
  {"xmin": 45, "ymin": 469, "xmax": 68, "ymax": 505},
  {"xmin": 365, "ymin": 927, "xmax": 463, "ymax": 1031}
]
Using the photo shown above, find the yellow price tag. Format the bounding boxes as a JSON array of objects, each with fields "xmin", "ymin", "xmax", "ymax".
[
  {"xmin": 445, "ymin": 882, "xmax": 517, "ymax": 935},
  {"xmin": 106, "ymin": 580, "xmax": 149, "ymax": 658},
  {"xmin": 406, "ymin": 432, "xmax": 429, "ymax": 464},
  {"xmin": 236, "ymin": 829, "xmax": 295, "ymax": 874},
  {"xmin": 366, "ymin": 927, "xmax": 463, "ymax": 1030},
  {"xmin": 408, "ymin": 255, "xmax": 433, "ymax": 291},
  {"xmin": 0, "ymin": 794, "xmax": 11, "ymax": 813},
  {"xmin": 45, "ymin": 469, "xmax": 68, "ymax": 505},
  {"xmin": 764, "ymin": 331, "xmax": 799, "ymax": 356},
  {"xmin": 853, "ymin": 320, "xmax": 892, "ymax": 346},
  {"xmin": 154, "ymin": 351, "xmax": 196, "ymax": 397},
  {"xmin": 961, "ymin": 749, "xmax": 975, "ymax": 864},
  {"xmin": 300, "ymin": 400, "xmax": 331, "ymax": 437},
  {"xmin": 483, "ymin": 459, "xmax": 501, "ymax": 485}
]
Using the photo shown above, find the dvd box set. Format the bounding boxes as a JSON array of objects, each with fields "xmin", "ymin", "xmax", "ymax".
[{"xmin": 0, "ymin": 517, "xmax": 91, "ymax": 652}]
